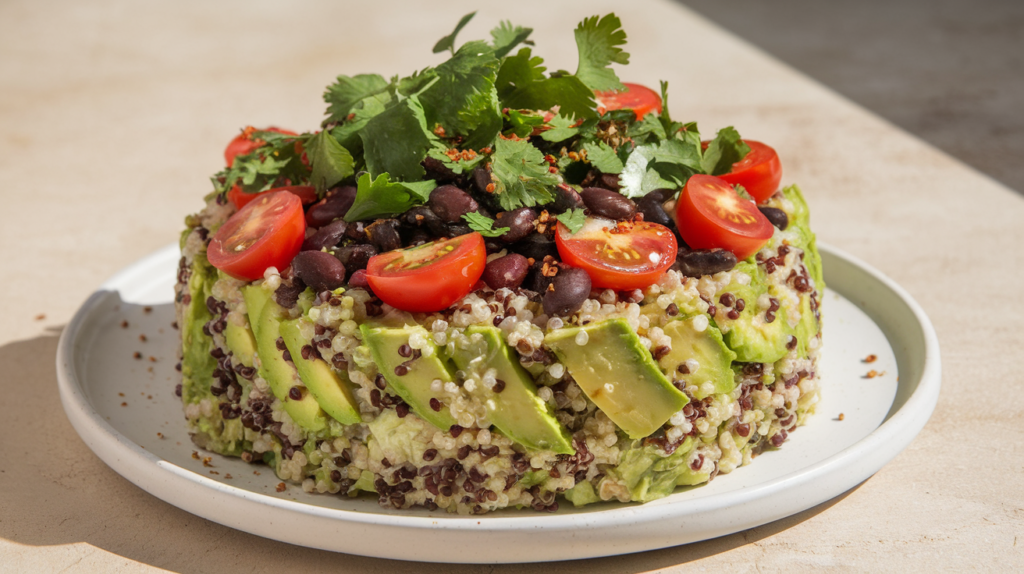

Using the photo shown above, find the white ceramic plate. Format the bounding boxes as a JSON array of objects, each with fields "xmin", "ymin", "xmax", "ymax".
[{"xmin": 56, "ymin": 243, "xmax": 940, "ymax": 563}]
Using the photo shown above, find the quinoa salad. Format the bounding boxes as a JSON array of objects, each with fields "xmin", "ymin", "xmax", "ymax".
[{"xmin": 173, "ymin": 13, "xmax": 823, "ymax": 515}]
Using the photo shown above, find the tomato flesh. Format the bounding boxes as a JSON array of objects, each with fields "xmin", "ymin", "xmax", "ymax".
[
  {"xmin": 207, "ymin": 191, "xmax": 305, "ymax": 281},
  {"xmin": 228, "ymin": 184, "xmax": 318, "ymax": 209},
  {"xmin": 676, "ymin": 174, "xmax": 774, "ymax": 260},
  {"xmin": 595, "ymin": 83, "xmax": 663, "ymax": 119},
  {"xmin": 555, "ymin": 217, "xmax": 676, "ymax": 290},
  {"xmin": 224, "ymin": 126, "xmax": 298, "ymax": 167},
  {"xmin": 716, "ymin": 140, "xmax": 782, "ymax": 203},
  {"xmin": 365, "ymin": 233, "xmax": 486, "ymax": 313}
]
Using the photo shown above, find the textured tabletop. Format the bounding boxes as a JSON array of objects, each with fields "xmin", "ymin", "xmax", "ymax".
[{"xmin": 1, "ymin": 0, "xmax": 1021, "ymax": 571}]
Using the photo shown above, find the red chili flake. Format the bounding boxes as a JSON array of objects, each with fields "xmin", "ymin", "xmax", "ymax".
[
  {"xmin": 35, "ymin": 314, "xmax": 46, "ymax": 321},
  {"xmin": 139, "ymin": 334, "xmax": 147, "ymax": 342},
  {"xmin": 276, "ymin": 482, "xmax": 287, "ymax": 492},
  {"xmin": 863, "ymin": 354, "xmax": 878, "ymax": 363}
]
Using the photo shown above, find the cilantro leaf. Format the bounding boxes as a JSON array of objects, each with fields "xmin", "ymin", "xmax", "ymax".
[
  {"xmin": 652, "ymin": 139, "xmax": 702, "ymax": 173},
  {"xmin": 433, "ymin": 11, "xmax": 476, "ymax": 54},
  {"xmin": 418, "ymin": 41, "xmax": 501, "ymax": 137},
  {"xmin": 701, "ymin": 126, "xmax": 750, "ymax": 175},
  {"xmin": 540, "ymin": 114, "xmax": 580, "ymax": 142},
  {"xmin": 323, "ymin": 74, "xmax": 389, "ymax": 125},
  {"xmin": 556, "ymin": 208, "xmax": 587, "ymax": 234},
  {"xmin": 214, "ymin": 134, "xmax": 308, "ymax": 195},
  {"xmin": 344, "ymin": 173, "xmax": 436, "ymax": 222},
  {"xmin": 359, "ymin": 95, "xmax": 434, "ymax": 182},
  {"xmin": 619, "ymin": 144, "xmax": 675, "ymax": 198},
  {"xmin": 462, "ymin": 212, "xmax": 510, "ymax": 237},
  {"xmin": 495, "ymin": 47, "xmax": 546, "ymax": 100},
  {"xmin": 490, "ymin": 21, "xmax": 533, "ymax": 59},
  {"xmin": 574, "ymin": 14, "xmax": 629, "ymax": 92},
  {"xmin": 426, "ymin": 143, "xmax": 487, "ymax": 175},
  {"xmin": 489, "ymin": 137, "xmax": 559, "ymax": 210},
  {"xmin": 582, "ymin": 141, "xmax": 623, "ymax": 174},
  {"xmin": 627, "ymin": 112, "xmax": 667, "ymax": 143},
  {"xmin": 330, "ymin": 90, "xmax": 393, "ymax": 161},
  {"xmin": 305, "ymin": 130, "xmax": 354, "ymax": 193},
  {"xmin": 502, "ymin": 74, "xmax": 597, "ymax": 120},
  {"xmin": 506, "ymin": 110, "xmax": 545, "ymax": 138}
]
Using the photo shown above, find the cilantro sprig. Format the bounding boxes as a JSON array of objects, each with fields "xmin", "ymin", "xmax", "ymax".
[{"xmin": 213, "ymin": 12, "xmax": 754, "ymax": 222}]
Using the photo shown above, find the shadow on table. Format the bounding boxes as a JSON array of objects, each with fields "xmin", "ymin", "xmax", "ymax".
[{"xmin": 0, "ymin": 330, "xmax": 860, "ymax": 573}]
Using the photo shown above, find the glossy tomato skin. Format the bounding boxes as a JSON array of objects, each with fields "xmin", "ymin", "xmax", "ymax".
[
  {"xmin": 717, "ymin": 140, "xmax": 782, "ymax": 203},
  {"xmin": 555, "ymin": 218, "xmax": 677, "ymax": 290},
  {"xmin": 365, "ymin": 233, "xmax": 486, "ymax": 313},
  {"xmin": 594, "ymin": 83, "xmax": 663, "ymax": 119},
  {"xmin": 224, "ymin": 126, "xmax": 298, "ymax": 167},
  {"xmin": 207, "ymin": 191, "xmax": 305, "ymax": 281},
  {"xmin": 676, "ymin": 174, "xmax": 774, "ymax": 260},
  {"xmin": 228, "ymin": 184, "xmax": 318, "ymax": 209}
]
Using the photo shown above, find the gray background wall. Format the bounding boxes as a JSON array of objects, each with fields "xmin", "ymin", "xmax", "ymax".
[{"xmin": 681, "ymin": 0, "xmax": 1024, "ymax": 194}]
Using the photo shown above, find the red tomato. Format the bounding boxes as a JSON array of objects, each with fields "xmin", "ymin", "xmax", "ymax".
[
  {"xmin": 228, "ymin": 184, "xmax": 318, "ymax": 209},
  {"xmin": 594, "ymin": 83, "xmax": 663, "ymax": 118},
  {"xmin": 365, "ymin": 233, "xmax": 486, "ymax": 313},
  {"xmin": 207, "ymin": 191, "xmax": 305, "ymax": 281},
  {"xmin": 716, "ymin": 140, "xmax": 782, "ymax": 203},
  {"xmin": 676, "ymin": 174, "xmax": 774, "ymax": 260},
  {"xmin": 555, "ymin": 217, "xmax": 676, "ymax": 290},
  {"xmin": 224, "ymin": 126, "xmax": 298, "ymax": 167}
]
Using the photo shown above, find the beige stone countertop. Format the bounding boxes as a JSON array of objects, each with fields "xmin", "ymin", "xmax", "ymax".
[{"xmin": 1, "ymin": 0, "xmax": 1021, "ymax": 571}]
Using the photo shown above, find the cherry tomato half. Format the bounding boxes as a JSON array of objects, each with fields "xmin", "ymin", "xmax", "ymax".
[
  {"xmin": 594, "ymin": 83, "xmax": 663, "ymax": 119},
  {"xmin": 555, "ymin": 217, "xmax": 677, "ymax": 290},
  {"xmin": 207, "ymin": 191, "xmax": 305, "ymax": 281},
  {"xmin": 365, "ymin": 233, "xmax": 486, "ymax": 313},
  {"xmin": 224, "ymin": 126, "xmax": 298, "ymax": 167},
  {"xmin": 676, "ymin": 174, "xmax": 774, "ymax": 260},
  {"xmin": 228, "ymin": 184, "xmax": 318, "ymax": 209},
  {"xmin": 716, "ymin": 140, "xmax": 782, "ymax": 203}
]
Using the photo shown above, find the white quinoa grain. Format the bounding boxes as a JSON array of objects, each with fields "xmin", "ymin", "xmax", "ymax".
[
  {"xmin": 574, "ymin": 330, "xmax": 589, "ymax": 346},
  {"xmin": 547, "ymin": 363, "xmax": 565, "ymax": 379},
  {"xmin": 692, "ymin": 315, "xmax": 709, "ymax": 333}
]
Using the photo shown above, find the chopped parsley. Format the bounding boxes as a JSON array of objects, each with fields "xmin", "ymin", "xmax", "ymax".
[
  {"xmin": 462, "ymin": 212, "xmax": 510, "ymax": 237},
  {"xmin": 556, "ymin": 208, "xmax": 587, "ymax": 234}
]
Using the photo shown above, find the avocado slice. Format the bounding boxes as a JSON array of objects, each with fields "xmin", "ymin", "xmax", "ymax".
[
  {"xmin": 782, "ymin": 184, "xmax": 824, "ymax": 291},
  {"xmin": 180, "ymin": 255, "xmax": 218, "ymax": 404},
  {"xmin": 224, "ymin": 320, "xmax": 257, "ymax": 368},
  {"xmin": 659, "ymin": 316, "xmax": 737, "ymax": 399},
  {"xmin": 600, "ymin": 437, "xmax": 700, "ymax": 503},
  {"xmin": 242, "ymin": 286, "xmax": 328, "ymax": 432},
  {"xmin": 280, "ymin": 318, "xmax": 362, "ymax": 425},
  {"xmin": 359, "ymin": 324, "xmax": 458, "ymax": 431},
  {"xmin": 544, "ymin": 318, "xmax": 688, "ymax": 439},
  {"xmin": 449, "ymin": 326, "xmax": 574, "ymax": 454},
  {"xmin": 717, "ymin": 261, "xmax": 794, "ymax": 364}
]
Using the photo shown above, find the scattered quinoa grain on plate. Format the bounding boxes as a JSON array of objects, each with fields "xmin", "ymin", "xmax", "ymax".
[{"xmin": 173, "ymin": 12, "xmax": 824, "ymax": 514}]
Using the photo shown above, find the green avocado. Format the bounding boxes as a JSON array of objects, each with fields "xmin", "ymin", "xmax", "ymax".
[
  {"xmin": 449, "ymin": 326, "xmax": 574, "ymax": 454},
  {"xmin": 279, "ymin": 318, "xmax": 362, "ymax": 425},
  {"xmin": 180, "ymin": 254, "xmax": 218, "ymax": 405},
  {"xmin": 717, "ymin": 261, "xmax": 793, "ymax": 363},
  {"xmin": 599, "ymin": 437, "xmax": 700, "ymax": 503},
  {"xmin": 223, "ymin": 320, "xmax": 257, "ymax": 368},
  {"xmin": 544, "ymin": 318, "xmax": 688, "ymax": 439},
  {"xmin": 782, "ymin": 184, "xmax": 824, "ymax": 291},
  {"xmin": 242, "ymin": 285, "xmax": 328, "ymax": 432},
  {"xmin": 359, "ymin": 324, "xmax": 458, "ymax": 431},
  {"xmin": 659, "ymin": 316, "xmax": 737, "ymax": 399}
]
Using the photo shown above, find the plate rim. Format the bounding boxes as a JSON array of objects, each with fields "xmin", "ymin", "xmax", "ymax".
[{"xmin": 55, "ymin": 242, "xmax": 941, "ymax": 558}]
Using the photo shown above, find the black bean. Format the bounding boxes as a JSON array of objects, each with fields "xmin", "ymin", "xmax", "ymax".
[
  {"xmin": 343, "ymin": 221, "xmax": 367, "ymax": 242},
  {"xmin": 494, "ymin": 208, "xmax": 537, "ymax": 243},
  {"xmin": 347, "ymin": 269, "xmax": 369, "ymax": 289},
  {"xmin": 644, "ymin": 188, "xmax": 675, "ymax": 203},
  {"xmin": 421, "ymin": 156, "xmax": 460, "ymax": 184},
  {"xmin": 672, "ymin": 248, "xmax": 737, "ymax": 277},
  {"xmin": 542, "ymin": 267, "xmax": 591, "ymax": 316},
  {"xmin": 428, "ymin": 185, "xmax": 479, "ymax": 223},
  {"xmin": 471, "ymin": 165, "xmax": 493, "ymax": 194},
  {"xmin": 758, "ymin": 206, "xmax": 789, "ymax": 230},
  {"xmin": 636, "ymin": 193, "xmax": 674, "ymax": 228},
  {"xmin": 302, "ymin": 219, "xmax": 348, "ymax": 252},
  {"xmin": 334, "ymin": 244, "xmax": 377, "ymax": 274},
  {"xmin": 366, "ymin": 219, "xmax": 402, "ymax": 252},
  {"xmin": 292, "ymin": 251, "xmax": 346, "ymax": 292},
  {"xmin": 439, "ymin": 222, "xmax": 468, "ymax": 239},
  {"xmin": 552, "ymin": 184, "xmax": 585, "ymax": 212},
  {"xmin": 595, "ymin": 173, "xmax": 621, "ymax": 192},
  {"xmin": 580, "ymin": 188, "xmax": 636, "ymax": 220},
  {"xmin": 306, "ymin": 186, "xmax": 356, "ymax": 228},
  {"xmin": 401, "ymin": 205, "xmax": 448, "ymax": 237},
  {"xmin": 482, "ymin": 254, "xmax": 529, "ymax": 290},
  {"xmin": 513, "ymin": 233, "xmax": 557, "ymax": 261}
]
